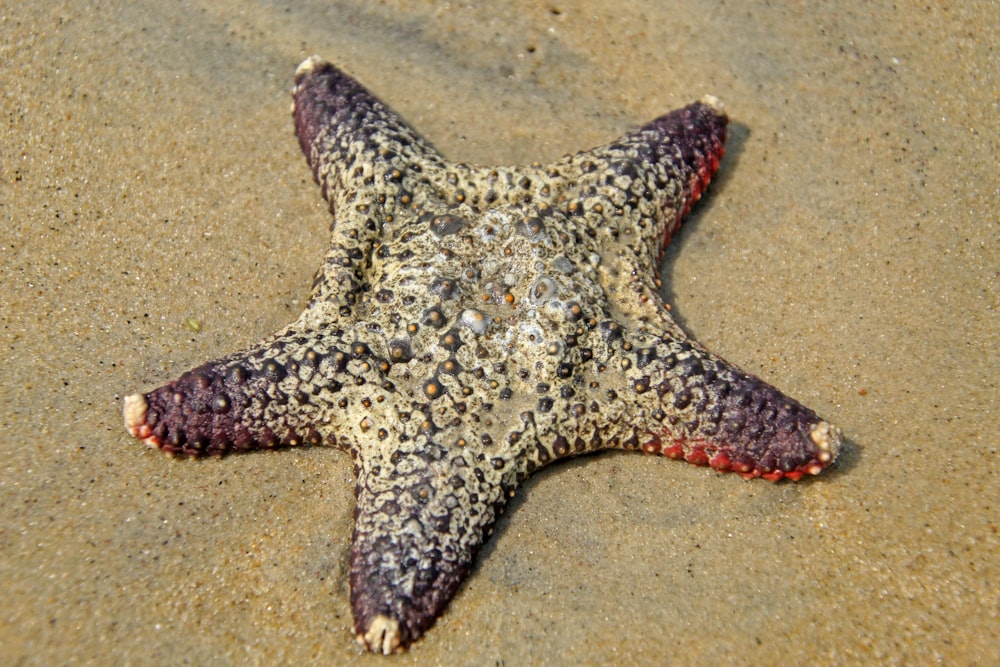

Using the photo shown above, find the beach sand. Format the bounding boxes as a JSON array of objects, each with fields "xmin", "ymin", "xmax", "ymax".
[{"xmin": 1, "ymin": 1, "xmax": 996, "ymax": 664}]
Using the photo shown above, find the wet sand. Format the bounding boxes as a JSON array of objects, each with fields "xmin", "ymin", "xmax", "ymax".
[{"xmin": 1, "ymin": 1, "xmax": 996, "ymax": 664}]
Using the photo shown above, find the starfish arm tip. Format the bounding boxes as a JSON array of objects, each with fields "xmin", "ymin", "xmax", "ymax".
[
  {"xmin": 123, "ymin": 393, "xmax": 147, "ymax": 434},
  {"xmin": 699, "ymin": 94, "xmax": 726, "ymax": 115},
  {"xmin": 295, "ymin": 54, "xmax": 325, "ymax": 79},
  {"xmin": 357, "ymin": 615, "xmax": 403, "ymax": 655},
  {"xmin": 809, "ymin": 420, "xmax": 843, "ymax": 467},
  {"xmin": 123, "ymin": 393, "xmax": 162, "ymax": 449}
]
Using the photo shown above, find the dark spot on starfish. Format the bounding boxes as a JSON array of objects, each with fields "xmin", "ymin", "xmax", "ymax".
[
  {"xmin": 211, "ymin": 395, "xmax": 230, "ymax": 414},
  {"xmin": 261, "ymin": 360, "xmax": 285, "ymax": 381},
  {"xmin": 422, "ymin": 306, "xmax": 447, "ymax": 328},
  {"xmin": 439, "ymin": 329, "xmax": 463, "ymax": 352},
  {"xmin": 430, "ymin": 277, "xmax": 458, "ymax": 299},
  {"xmin": 226, "ymin": 365, "xmax": 248, "ymax": 384},
  {"xmin": 516, "ymin": 216, "xmax": 545, "ymax": 239},
  {"xmin": 431, "ymin": 214, "xmax": 466, "ymax": 237},
  {"xmin": 438, "ymin": 359, "xmax": 462, "ymax": 375},
  {"xmin": 389, "ymin": 339, "xmax": 412, "ymax": 363},
  {"xmin": 636, "ymin": 347, "xmax": 657, "ymax": 368},
  {"xmin": 565, "ymin": 302, "xmax": 583, "ymax": 320},
  {"xmin": 423, "ymin": 378, "xmax": 445, "ymax": 400},
  {"xmin": 598, "ymin": 320, "xmax": 623, "ymax": 343},
  {"xmin": 674, "ymin": 390, "xmax": 693, "ymax": 410}
]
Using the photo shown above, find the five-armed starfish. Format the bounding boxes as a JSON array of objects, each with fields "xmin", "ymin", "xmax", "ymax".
[{"xmin": 124, "ymin": 56, "xmax": 841, "ymax": 654}]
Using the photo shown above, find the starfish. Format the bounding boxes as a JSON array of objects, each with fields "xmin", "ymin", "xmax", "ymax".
[{"xmin": 123, "ymin": 56, "xmax": 842, "ymax": 654}]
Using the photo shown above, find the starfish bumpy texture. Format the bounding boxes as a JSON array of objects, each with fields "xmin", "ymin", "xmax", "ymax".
[{"xmin": 124, "ymin": 56, "xmax": 842, "ymax": 653}]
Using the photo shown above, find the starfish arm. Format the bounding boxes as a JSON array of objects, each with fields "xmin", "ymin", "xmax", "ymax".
[
  {"xmin": 626, "ymin": 97, "xmax": 728, "ymax": 238},
  {"xmin": 532, "ymin": 99, "xmax": 727, "ymax": 334},
  {"xmin": 348, "ymin": 447, "xmax": 512, "ymax": 654},
  {"xmin": 599, "ymin": 330, "xmax": 841, "ymax": 481},
  {"xmin": 292, "ymin": 57, "xmax": 452, "ymax": 311},
  {"xmin": 123, "ymin": 324, "xmax": 383, "ymax": 456},
  {"xmin": 292, "ymin": 56, "xmax": 447, "ymax": 197},
  {"xmin": 484, "ymin": 324, "xmax": 839, "ymax": 483},
  {"xmin": 548, "ymin": 97, "xmax": 727, "ymax": 251}
]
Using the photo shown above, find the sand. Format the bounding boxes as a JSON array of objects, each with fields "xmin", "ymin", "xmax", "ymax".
[{"xmin": 1, "ymin": 1, "xmax": 996, "ymax": 664}]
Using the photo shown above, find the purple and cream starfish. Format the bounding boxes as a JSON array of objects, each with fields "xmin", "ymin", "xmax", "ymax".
[{"xmin": 124, "ymin": 56, "xmax": 841, "ymax": 653}]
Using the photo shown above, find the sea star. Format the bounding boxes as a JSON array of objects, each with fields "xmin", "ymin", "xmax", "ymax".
[{"xmin": 123, "ymin": 56, "xmax": 841, "ymax": 654}]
